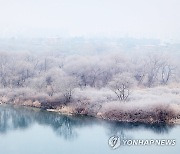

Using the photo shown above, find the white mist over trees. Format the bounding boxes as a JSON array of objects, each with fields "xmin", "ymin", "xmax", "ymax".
[{"xmin": 0, "ymin": 51, "xmax": 179, "ymax": 103}]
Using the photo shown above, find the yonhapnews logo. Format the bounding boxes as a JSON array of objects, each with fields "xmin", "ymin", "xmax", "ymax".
[{"xmin": 108, "ymin": 135, "xmax": 176, "ymax": 149}]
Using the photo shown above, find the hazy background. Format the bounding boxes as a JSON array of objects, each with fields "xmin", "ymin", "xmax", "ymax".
[
  {"xmin": 0, "ymin": 0, "xmax": 180, "ymax": 130},
  {"xmin": 0, "ymin": 0, "xmax": 180, "ymax": 42}
]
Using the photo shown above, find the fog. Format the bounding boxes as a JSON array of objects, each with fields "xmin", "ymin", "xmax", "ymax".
[
  {"xmin": 0, "ymin": 0, "xmax": 180, "ymax": 41},
  {"xmin": 0, "ymin": 0, "xmax": 180, "ymax": 124}
]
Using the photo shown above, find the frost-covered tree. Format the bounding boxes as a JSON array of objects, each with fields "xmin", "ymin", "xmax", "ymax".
[
  {"xmin": 0, "ymin": 50, "xmax": 179, "ymax": 105},
  {"xmin": 143, "ymin": 53, "xmax": 175, "ymax": 87},
  {"xmin": 58, "ymin": 76, "xmax": 78, "ymax": 102},
  {"xmin": 108, "ymin": 73, "xmax": 136, "ymax": 101}
]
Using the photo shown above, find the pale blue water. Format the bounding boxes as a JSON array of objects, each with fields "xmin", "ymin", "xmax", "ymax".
[{"xmin": 0, "ymin": 105, "xmax": 179, "ymax": 154}]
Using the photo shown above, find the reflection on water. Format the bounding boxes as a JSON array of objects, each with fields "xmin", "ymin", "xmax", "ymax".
[
  {"xmin": 0, "ymin": 105, "xmax": 95, "ymax": 140},
  {"xmin": 0, "ymin": 105, "xmax": 179, "ymax": 154},
  {"xmin": 0, "ymin": 105, "xmax": 173, "ymax": 139}
]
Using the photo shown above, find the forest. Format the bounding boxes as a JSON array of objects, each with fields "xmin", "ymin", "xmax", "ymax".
[{"xmin": 0, "ymin": 50, "xmax": 180, "ymax": 123}]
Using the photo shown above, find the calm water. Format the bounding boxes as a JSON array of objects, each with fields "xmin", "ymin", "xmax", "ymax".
[{"xmin": 0, "ymin": 105, "xmax": 180, "ymax": 154}]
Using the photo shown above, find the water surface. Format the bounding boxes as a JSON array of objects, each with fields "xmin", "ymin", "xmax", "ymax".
[{"xmin": 0, "ymin": 105, "xmax": 179, "ymax": 154}]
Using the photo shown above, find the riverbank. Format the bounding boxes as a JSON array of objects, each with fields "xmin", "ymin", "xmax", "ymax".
[
  {"xmin": 1, "ymin": 100, "xmax": 180, "ymax": 125},
  {"xmin": 45, "ymin": 102, "xmax": 180, "ymax": 125},
  {"xmin": 1, "ymin": 86, "xmax": 180, "ymax": 125},
  {"xmin": 1, "ymin": 101, "xmax": 180, "ymax": 124}
]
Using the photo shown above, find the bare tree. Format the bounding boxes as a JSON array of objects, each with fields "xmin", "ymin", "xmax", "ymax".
[
  {"xmin": 58, "ymin": 76, "xmax": 78, "ymax": 103},
  {"xmin": 108, "ymin": 73, "xmax": 136, "ymax": 101},
  {"xmin": 145, "ymin": 54, "xmax": 162, "ymax": 87},
  {"xmin": 159, "ymin": 60, "xmax": 175, "ymax": 85}
]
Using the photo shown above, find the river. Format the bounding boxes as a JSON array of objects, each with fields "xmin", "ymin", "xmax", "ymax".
[{"xmin": 0, "ymin": 105, "xmax": 179, "ymax": 154}]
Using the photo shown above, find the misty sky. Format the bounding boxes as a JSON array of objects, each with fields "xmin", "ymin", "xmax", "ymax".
[{"xmin": 0, "ymin": 0, "xmax": 180, "ymax": 41}]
